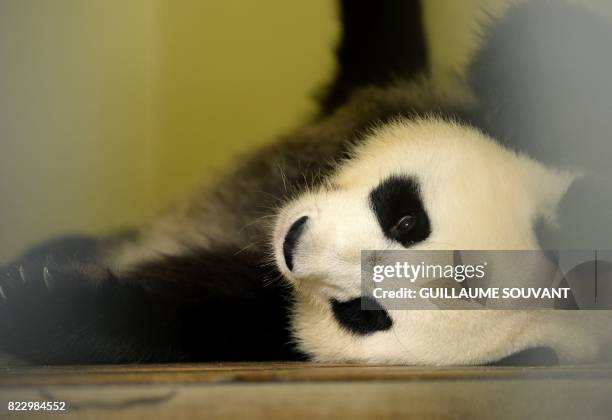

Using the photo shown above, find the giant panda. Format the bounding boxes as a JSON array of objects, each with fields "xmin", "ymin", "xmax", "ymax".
[{"xmin": 1, "ymin": 0, "xmax": 612, "ymax": 365}]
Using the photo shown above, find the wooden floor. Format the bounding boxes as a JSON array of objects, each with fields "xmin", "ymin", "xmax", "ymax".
[{"xmin": 1, "ymin": 363, "xmax": 612, "ymax": 419}]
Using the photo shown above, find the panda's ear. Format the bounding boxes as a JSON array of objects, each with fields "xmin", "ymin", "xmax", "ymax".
[{"xmin": 520, "ymin": 158, "xmax": 576, "ymax": 227}]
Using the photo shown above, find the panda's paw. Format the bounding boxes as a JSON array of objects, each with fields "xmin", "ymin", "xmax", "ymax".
[
  {"xmin": 0, "ymin": 257, "xmax": 108, "ymax": 307},
  {"xmin": 0, "ymin": 260, "xmax": 61, "ymax": 355},
  {"xmin": 0, "ymin": 259, "xmax": 63, "ymax": 309},
  {"xmin": 0, "ymin": 254, "xmax": 107, "ymax": 362},
  {"xmin": 0, "ymin": 235, "xmax": 101, "ymax": 306}
]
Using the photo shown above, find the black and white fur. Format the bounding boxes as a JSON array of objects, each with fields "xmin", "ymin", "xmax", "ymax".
[{"xmin": 1, "ymin": 0, "xmax": 612, "ymax": 365}]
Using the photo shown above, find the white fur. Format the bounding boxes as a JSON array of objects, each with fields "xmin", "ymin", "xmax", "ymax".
[{"xmin": 274, "ymin": 118, "xmax": 611, "ymax": 365}]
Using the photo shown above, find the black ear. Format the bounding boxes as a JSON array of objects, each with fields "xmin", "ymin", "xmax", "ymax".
[
  {"xmin": 469, "ymin": 1, "xmax": 612, "ymax": 249},
  {"xmin": 320, "ymin": 0, "xmax": 428, "ymax": 113}
]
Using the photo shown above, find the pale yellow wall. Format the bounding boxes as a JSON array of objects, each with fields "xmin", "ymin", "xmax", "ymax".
[
  {"xmin": 2, "ymin": 0, "xmax": 611, "ymax": 262},
  {"xmin": 156, "ymin": 0, "xmax": 339, "ymax": 203},
  {"xmin": 0, "ymin": 0, "xmax": 159, "ymax": 261}
]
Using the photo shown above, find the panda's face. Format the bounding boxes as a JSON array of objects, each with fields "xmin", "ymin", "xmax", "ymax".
[
  {"xmin": 271, "ymin": 118, "xmax": 582, "ymax": 365},
  {"xmin": 273, "ymin": 118, "xmax": 573, "ymax": 302}
]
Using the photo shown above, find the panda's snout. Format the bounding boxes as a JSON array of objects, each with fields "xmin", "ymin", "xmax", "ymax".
[{"xmin": 282, "ymin": 216, "xmax": 309, "ymax": 271}]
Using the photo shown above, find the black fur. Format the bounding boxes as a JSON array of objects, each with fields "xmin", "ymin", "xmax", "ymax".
[
  {"xmin": 18, "ymin": 235, "xmax": 99, "ymax": 265},
  {"xmin": 331, "ymin": 297, "xmax": 393, "ymax": 335},
  {"xmin": 0, "ymin": 243, "xmax": 303, "ymax": 364},
  {"xmin": 369, "ymin": 176, "xmax": 431, "ymax": 247},
  {"xmin": 320, "ymin": 0, "xmax": 428, "ymax": 113}
]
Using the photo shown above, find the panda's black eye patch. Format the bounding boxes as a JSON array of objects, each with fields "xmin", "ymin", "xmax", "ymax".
[{"xmin": 369, "ymin": 176, "xmax": 431, "ymax": 247}]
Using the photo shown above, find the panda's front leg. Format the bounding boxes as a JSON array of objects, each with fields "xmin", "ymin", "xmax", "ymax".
[
  {"xmin": 0, "ymin": 234, "xmax": 301, "ymax": 365},
  {"xmin": 0, "ymin": 233, "xmax": 195, "ymax": 364}
]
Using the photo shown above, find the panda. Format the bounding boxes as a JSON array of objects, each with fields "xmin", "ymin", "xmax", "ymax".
[{"xmin": 1, "ymin": 0, "xmax": 612, "ymax": 365}]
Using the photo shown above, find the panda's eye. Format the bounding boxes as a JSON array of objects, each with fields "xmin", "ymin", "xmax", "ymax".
[
  {"xmin": 390, "ymin": 215, "xmax": 417, "ymax": 239},
  {"xmin": 369, "ymin": 176, "xmax": 431, "ymax": 247}
]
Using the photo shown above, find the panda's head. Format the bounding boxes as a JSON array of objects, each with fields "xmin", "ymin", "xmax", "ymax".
[{"xmin": 273, "ymin": 118, "xmax": 573, "ymax": 301}]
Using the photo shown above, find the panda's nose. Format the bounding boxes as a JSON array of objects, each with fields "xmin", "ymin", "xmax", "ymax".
[{"xmin": 283, "ymin": 216, "xmax": 309, "ymax": 271}]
